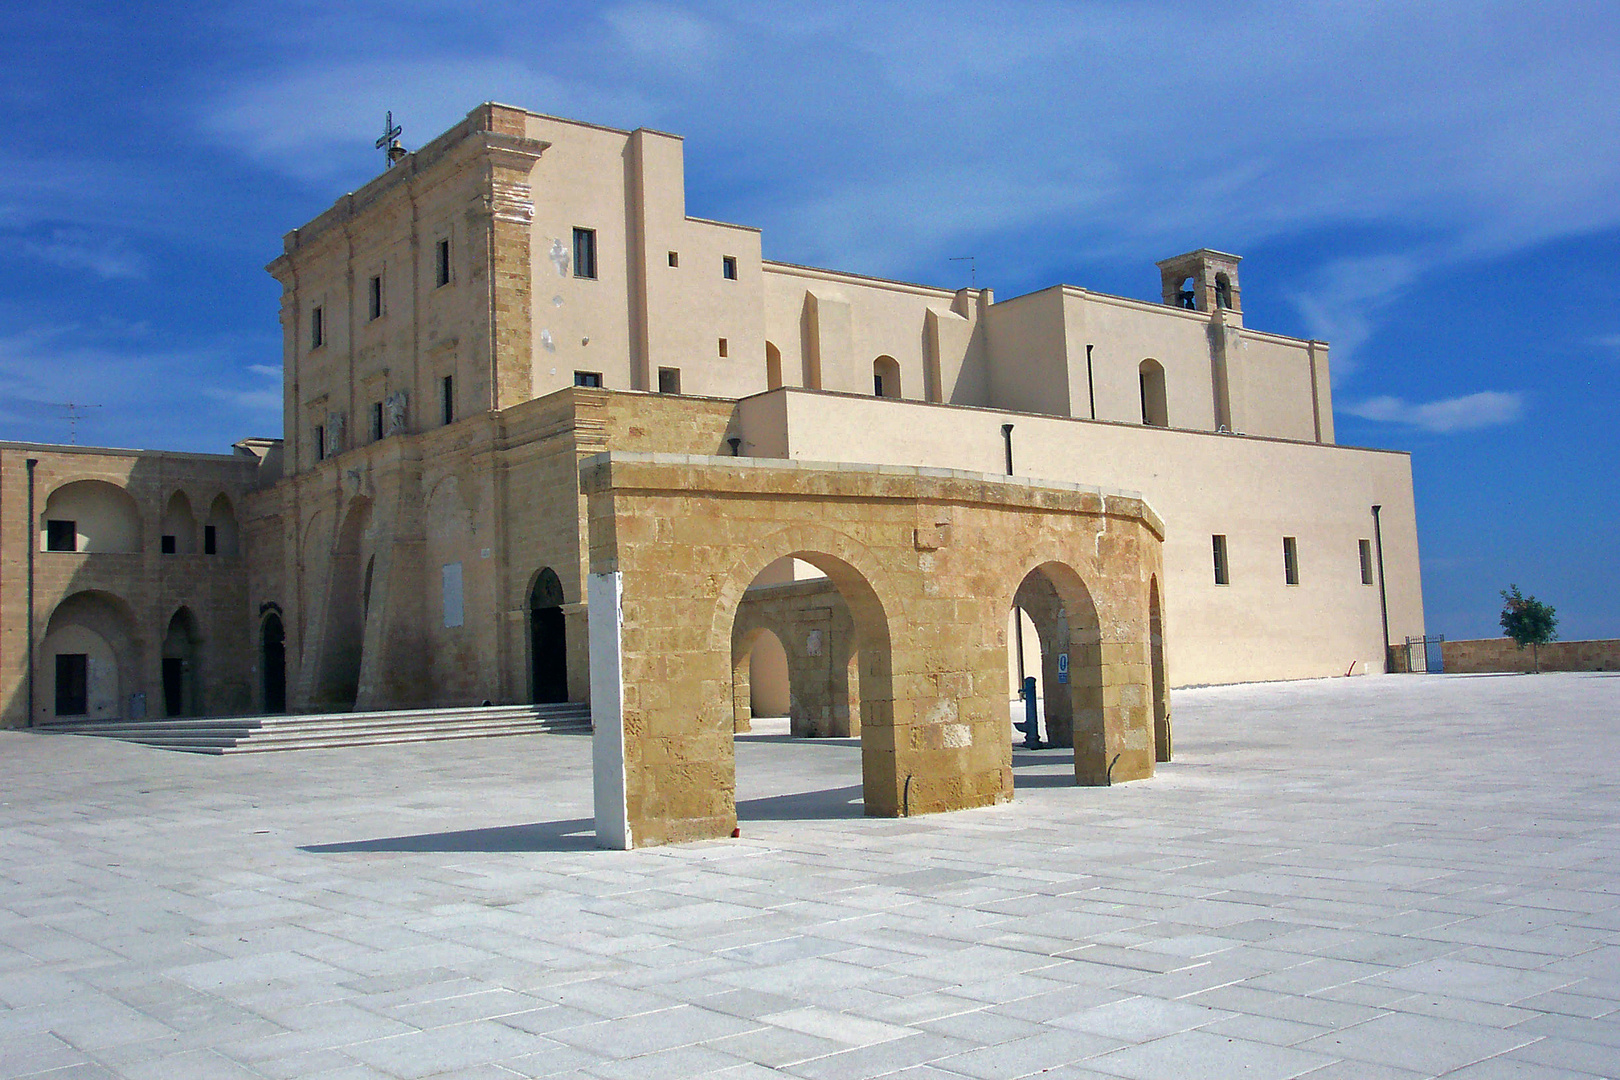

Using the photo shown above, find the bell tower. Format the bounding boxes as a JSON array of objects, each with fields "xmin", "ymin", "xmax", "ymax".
[{"xmin": 1156, "ymin": 249, "xmax": 1242, "ymax": 320}]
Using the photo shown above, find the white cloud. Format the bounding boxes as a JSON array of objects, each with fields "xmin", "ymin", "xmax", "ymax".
[
  {"xmin": 19, "ymin": 228, "xmax": 146, "ymax": 280},
  {"xmin": 249, "ymin": 364, "xmax": 282, "ymax": 378},
  {"xmin": 603, "ymin": 3, "xmax": 724, "ymax": 73},
  {"xmin": 1343, "ymin": 391, "xmax": 1524, "ymax": 433}
]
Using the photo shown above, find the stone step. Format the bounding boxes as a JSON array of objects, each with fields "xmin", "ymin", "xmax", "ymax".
[{"xmin": 37, "ymin": 703, "xmax": 592, "ymax": 754}]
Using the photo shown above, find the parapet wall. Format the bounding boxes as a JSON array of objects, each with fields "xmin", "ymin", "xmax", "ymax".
[{"xmin": 1443, "ymin": 638, "xmax": 1620, "ymax": 674}]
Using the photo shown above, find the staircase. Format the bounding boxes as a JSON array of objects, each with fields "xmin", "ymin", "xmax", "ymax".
[{"xmin": 36, "ymin": 702, "xmax": 592, "ymax": 755}]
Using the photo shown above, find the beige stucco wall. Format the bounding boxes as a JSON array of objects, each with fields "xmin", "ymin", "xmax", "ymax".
[{"xmin": 734, "ymin": 389, "xmax": 1422, "ymax": 686}]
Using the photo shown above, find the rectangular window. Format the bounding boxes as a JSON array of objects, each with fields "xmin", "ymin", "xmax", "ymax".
[
  {"xmin": 574, "ymin": 371, "xmax": 603, "ymax": 388},
  {"xmin": 55, "ymin": 653, "xmax": 88, "ymax": 715},
  {"xmin": 658, "ymin": 367, "xmax": 681, "ymax": 394},
  {"xmin": 204, "ymin": 525, "xmax": 217, "ymax": 556},
  {"xmin": 441, "ymin": 375, "xmax": 454, "ymax": 425},
  {"xmin": 371, "ymin": 401, "xmax": 384, "ymax": 441},
  {"xmin": 310, "ymin": 306, "xmax": 324, "ymax": 348},
  {"xmin": 722, "ymin": 255, "xmax": 737, "ymax": 280},
  {"xmin": 667, "ymin": 251, "xmax": 679, "ymax": 267},
  {"xmin": 46, "ymin": 520, "xmax": 76, "ymax": 552},
  {"xmin": 368, "ymin": 274, "xmax": 383, "ymax": 320},
  {"xmin": 717, "ymin": 338, "xmax": 728, "ymax": 358},
  {"xmin": 161, "ymin": 534, "xmax": 176, "ymax": 555},
  {"xmin": 1212, "ymin": 534, "xmax": 1229, "ymax": 586},
  {"xmin": 573, "ymin": 227, "xmax": 597, "ymax": 279},
  {"xmin": 435, "ymin": 238, "xmax": 451, "ymax": 287},
  {"xmin": 1359, "ymin": 539, "xmax": 1374, "ymax": 585},
  {"xmin": 1283, "ymin": 536, "xmax": 1300, "ymax": 586},
  {"xmin": 314, "ymin": 424, "xmax": 326, "ymax": 460}
]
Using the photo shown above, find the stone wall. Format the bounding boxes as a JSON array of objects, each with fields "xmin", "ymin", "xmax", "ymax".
[{"xmin": 1441, "ymin": 638, "xmax": 1620, "ymax": 674}]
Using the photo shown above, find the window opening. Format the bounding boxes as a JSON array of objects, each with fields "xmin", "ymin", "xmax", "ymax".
[
  {"xmin": 718, "ymin": 338, "xmax": 728, "ymax": 358},
  {"xmin": 310, "ymin": 306, "xmax": 324, "ymax": 348},
  {"xmin": 1283, "ymin": 536, "xmax": 1300, "ymax": 586},
  {"xmin": 435, "ymin": 238, "xmax": 451, "ymax": 287},
  {"xmin": 440, "ymin": 375, "xmax": 454, "ymax": 425},
  {"xmin": 573, "ymin": 227, "xmax": 597, "ymax": 279},
  {"xmin": 658, "ymin": 367, "xmax": 681, "ymax": 394},
  {"xmin": 368, "ymin": 274, "xmax": 383, "ymax": 320},
  {"xmin": 314, "ymin": 424, "xmax": 326, "ymax": 460},
  {"xmin": 574, "ymin": 371, "xmax": 602, "ymax": 388},
  {"xmin": 1139, "ymin": 359, "xmax": 1167, "ymax": 426},
  {"xmin": 722, "ymin": 255, "xmax": 737, "ymax": 280},
  {"xmin": 1212, "ymin": 534, "xmax": 1229, "ymax": 585},
  {"xmin": 204, "ymin": 525, "xmax": 217, "ymax": 555},
  {"xmin": 161, "ymin": 535, "xmax": 176, "ymax": 554},
  {"xmin": 1359, "ymin": 539, "xmax": 1375, "ymax": 586},
  {"xmin": 1215, "ymin": 272, "xmax": 1233, "ymax": 310},
  {"xmin": 371, "ymin": 401, "xmax": 383, "ymax": 441},
  {"xmin": 667, "ymin": 251, "xmax": 679, "ymax": 267}
]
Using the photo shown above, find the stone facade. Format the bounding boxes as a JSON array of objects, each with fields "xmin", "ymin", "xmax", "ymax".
[
  {"xmin": 1439, "ymin": 638, "xmax": 1620, "ymax": 674},
  {"xmin": 584, "ymin": 453, "xmax": 1166, "ymax": 848}
]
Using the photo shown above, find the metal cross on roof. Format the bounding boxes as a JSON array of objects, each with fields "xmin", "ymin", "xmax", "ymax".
[{"xmin": 376, "ymin": 110, "xmax": 404, "ymax": 167}]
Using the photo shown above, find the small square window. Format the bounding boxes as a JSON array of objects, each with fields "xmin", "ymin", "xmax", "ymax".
[
  {"xmin": 368, "ymin": 275, "xmax": 383, "ymax": 320},
  {"xmin": 658, "ymin": 367, "xmax": 681, "ymax": 394},
  {"xmin": 668, "ymin": 251, "xmax": 679, "ymax": 267},
  {"xmin": 310, "ymin": 306, "xmax": 324, "ymax": 348},
  {"xmin": 722, "ymin": 255, "xmax": 737, "ymax": 280},
  {"xmin": 314, "ymin": 424, "xmax": 326, "ymax": 460},
  {"xmin": 371, "ymin": 401, "xmax": 384, "ymax": 441},
  {"xmin": 573, "ymin": 227, "xmax": 597, "ymax": 279},
  {"xmin": 718, "ymin": 338, "xmax": 728, "ymax": 358},
  {"xmin": 1212, "ymin": 534, "xmax": 1229, "ymax": 586},
  {"xmin": 574, "ymin": 371, "xmax": 603, "ymax": 388},
  {"xmin": 441, "ymin": 375, "xmax": 454, "ymax": 425},
  {"xmin": 161, "ymin": 534, "xmax": 176, "ymax": 554},
  {"xmin": 435, "ymin": 238, "xmax": 451, "ymax": 288},
  {"xmin": 1359, "ymin": 539, "xmax": 1374, "ymax": 586},
  {"xmin": 1283, "ymin": 536, "xmax": 1300, "ymax": 586},
  {"xmin": 204, "ymin": 525, "xmax": 217, "ymax": 556}
]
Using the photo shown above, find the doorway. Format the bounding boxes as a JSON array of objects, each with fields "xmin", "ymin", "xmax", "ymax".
[{"xmin": 530, "ymin": 568, "xmax": 568, "ymax": 703}]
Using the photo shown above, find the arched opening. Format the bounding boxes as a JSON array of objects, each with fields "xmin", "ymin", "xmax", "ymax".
[
  {"xmin": 1215, "ymin": 272, "xmax": 1233, "ymax": 310},
  {"xmin": 725, "ymin": 547, "xmax": 892, "ymax": 820},
  {"xmin": 161, "ymin": 608, "xmax": 202, "ymax": 718},
  {"xmin": 261, "ymin": 613, "xmax": 286, "ymax": 714},
  {"xmin": 160, "ymin": 492, "xmax": 197, "ymax": 554},
  {"xmin": 40, "ymin": 480, "xmax": 142, "ymax": 553},
  {"xmin": 312, "ymin": 497, "xmax": 372, "ymax": 710},
  {"xmin": 205, "ymin": 494, "xmax": 240, "ymax": 556},
  {"xmin": 1150, "ymin": 576, "xmax": 1170, "ymax": 762},
  {"xmin": 1005, "ymin": 562, "xmax": 1106, "ymax": 785},
  {"xmin": 1139, "ymin": 359, "xmax": 1168, "ymax": 427},
  {"xmin": 1177, "ymin": 275, "xmax": 1197, "ymax": 309},
  {"xmin": 529, "ymin": 567, "xmax": 568, "ymax": 703},
  {"xmin": 873, "ymin": 355, "xmax": 901, "ymax": 398},
  {"xmin": 765, "ymin": 341, "xmax": 783, "ymax": 390},
  {"xmin": 730, "ymin": 626, "xmax": 788, "ymax": 733},
  {"xmin": 40, "ymin": 590, "xmax": 141, "ymax": 722}
]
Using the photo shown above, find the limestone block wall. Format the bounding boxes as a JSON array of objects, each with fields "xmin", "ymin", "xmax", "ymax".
[
  {"xmin": 731, "ymin": 578, "xmax": 859, "ymax": 737},
  {"xmin": 1440, "ymin": 638, "xmax": 1620, "ymax": 674},
  {"xmin": 0, "ymin": 444, "xmax": 259, "ymax": 727},
  {"xmin": 582, "ymin": 452, "xmax": 1164, "ymax": 849}
]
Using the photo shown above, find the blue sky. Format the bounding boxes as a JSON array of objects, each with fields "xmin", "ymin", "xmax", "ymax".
[{"xmin": 1, "ymin": 1, "xmax": 1615, "ymax": 640}]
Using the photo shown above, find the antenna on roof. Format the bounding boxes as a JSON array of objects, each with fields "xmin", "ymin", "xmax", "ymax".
[
  {"xmin": 50, "ymin": 402, "xmax": 101, "ymax": 445},
  {"xmin": 376, "ymin": 110, "xmax": 406, "ymax": 167},
  {"xmin": 949, "ymin": 255, "xmax": 977, "ymax": 289}
]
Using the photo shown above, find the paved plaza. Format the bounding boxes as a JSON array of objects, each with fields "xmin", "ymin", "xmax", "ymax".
[{"xmin": 1, "ymin": 673, "xmax": 1617, "ymax": 1079}]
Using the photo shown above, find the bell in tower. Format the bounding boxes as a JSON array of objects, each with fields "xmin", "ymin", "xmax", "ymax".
[{"xmin": 1156, "ymin": 249, "xmax": 1242, "ymax": 318}]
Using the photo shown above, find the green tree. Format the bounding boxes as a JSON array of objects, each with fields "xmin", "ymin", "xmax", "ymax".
[{"xmin": 1500, "ymin": 585, "xmax": 1557, "ymax": 673}]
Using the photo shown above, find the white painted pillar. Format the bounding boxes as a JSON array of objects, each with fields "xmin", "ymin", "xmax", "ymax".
[{"xmin": 589, "ymin": 570, "xmax": 630, "ymax": 849}]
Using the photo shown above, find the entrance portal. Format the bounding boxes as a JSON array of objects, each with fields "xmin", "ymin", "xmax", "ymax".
[
  {"xmin": 529, "ymin": 567, "xmax": 568, "ymax": 703},
  {"xmin": 161, "ymin": 608, "xmax": 201, "ymax": 717},
  {"xmin": 261, "ymin": 613, "xmax": 287, "ymax": 713}
]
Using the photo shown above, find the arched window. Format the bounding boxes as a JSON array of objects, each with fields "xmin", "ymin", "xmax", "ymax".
[
  {"xmin": 765, "ymin": 341, "xmax": 783, "ymax": 390},
  {"xmin": 161, "ymin": 492, "xmax": 197, "ymax": 554},
  {"xmin": 41, "ymin": 480, "xmax": 142, "ymax": 553},
  {"xmin": 205, "ymin": 494, "xmax": 240, "ymax": 556},
  {"xmin": 873, "ymin": 356, "xmax": 901, "ymax": 398},
  {"xmin": 1139, "ymin": 359, "xmax": 1168, "ymax": 427}
]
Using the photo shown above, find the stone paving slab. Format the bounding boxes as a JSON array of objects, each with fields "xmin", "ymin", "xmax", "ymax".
[{"xmin": 0, "ymin": 672, "xmax": 1617, "ymax": 1078}]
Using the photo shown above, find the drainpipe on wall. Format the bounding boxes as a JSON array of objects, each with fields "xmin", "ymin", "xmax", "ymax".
[
  {"xmin": 25, "ymin": 457, "xmax": 38, "ymax": 727},
  {"xmin": 1086, "ymin": 345, "xmax": 1097, "ymax": 419},
  {"xmin": 1001, "ymin": 423, "xmax": 1014, "ymax": 476},
  {"xmin": 1372, "ymin": 504, "xmax": 1391, "ymax": 670}
]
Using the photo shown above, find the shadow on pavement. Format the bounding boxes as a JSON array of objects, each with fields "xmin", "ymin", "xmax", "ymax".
[
  {"xmin": 737, "ymin": 784, "xmax": 864, "ymax": 821},
  {"xmin": 302, "ymin": 817, "xmax": 598, "ymax": 854}
]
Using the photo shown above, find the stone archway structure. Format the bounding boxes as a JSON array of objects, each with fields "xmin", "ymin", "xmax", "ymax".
[{"xmin": 584, "ymin": 452, "xmax": 1166, "ymax": 849}]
